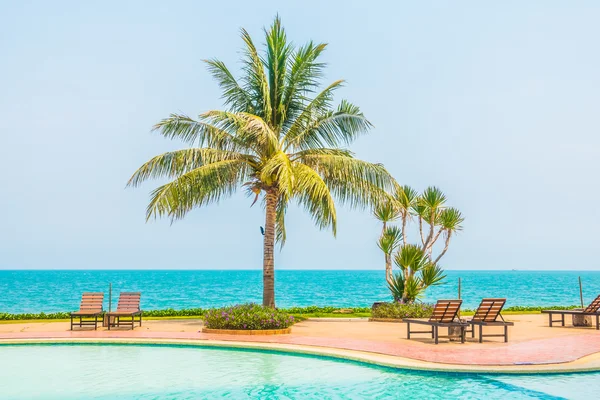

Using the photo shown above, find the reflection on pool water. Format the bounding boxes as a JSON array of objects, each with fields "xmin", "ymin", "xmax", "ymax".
[{"xmin": 0, "ymin": 344, "xmax": 595, "ymax": 399}]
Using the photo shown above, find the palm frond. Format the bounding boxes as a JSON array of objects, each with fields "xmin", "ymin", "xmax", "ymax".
[
  {"xmin": 264, "ymin": 16, "xmax": 292, "ymax": 130},
  {"xmin": 240, "ymin": 28, "xmax": 271, "ymax": 121},
  {"xmin": 127, "ymin": 148, "xmax": 255, "ymax": 188},
  {"xmin": 373, "ymin": 200, "xmax": 400, "ymax": 223},
  {"xmin": 300, "ymin": 154, "xmax": 395, "ymax": 208},
  {"xmin": 420, "ymin": 263, "xmax": 446, "ymax": 287},
  {"xmin": 394, "ymin": 244, "xmax": 427, "ymax": 272},
  {"xmin": 275, "ymin": 198, "xmax": 287, "ymax": 245},
  {"xmin": 204, "ymin": 59, "xmax": 254, "ymax": 113},
  {"xmin": 395, "ymin": 185, "xmax": 419, "ymax": 214},
  {"xmin": 281, "ymin": 80, "xmax": 344, "ymax": 150},
  {"xmin": 281, "ymin": 41, "xmax": 327, "ymax": 130},
  {"xmin": 285, "ymin": 99, "xmax": 371, "ymax": 150},
  {"xmin": 378, "ymin": 226, "xmax": 402, "ymax": 255},
  {"xmin": 260, "ymin": 151, "xmax": 295, "ymax": 197},
  {"xmin": 293, "ymin": 163, "xmax": 337, "ymax": 234},
  {"xmin": 202, "ymin": 111, "xmax": 278, "ymax": 156},
  {"xmin": 438, "ymin": 207, "xmax": 464, "ymax": 232},
  {"xmin": 387, "ymin": 272, "xmax": 405, "ymax": 302},
  {"xmin": 145, "ymin": 160, "xmax": 247, "ymax": 221},
  {"xmin": 420, "ymin": 186, "xmax": 447, "ymax": 210},
  {"xmin": 153, "ymin": 114, "xmax": 238, "ymax": 150},
  {"xmin": 290, "ymin": 147, "xmax": 353, "ymax": 160}
]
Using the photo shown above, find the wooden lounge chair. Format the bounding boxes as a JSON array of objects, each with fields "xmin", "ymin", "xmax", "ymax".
[
  {"xmin": 107, "ymin": 292, "xmax": 143, "ymax": 330},
  {"xmin": 404, "ymin": 299, "xmax": 467, "ymax": 344},
  {"xmin": 541, "ymin": 295, "xmax": 600, "ymax": 330},
  {"xmin": 465, "ymin": 298, "xmax": 514, "ymax": 342},
  {"xmin": 70, "ymin": 292, "xmax": 104, "ymax": 330}
]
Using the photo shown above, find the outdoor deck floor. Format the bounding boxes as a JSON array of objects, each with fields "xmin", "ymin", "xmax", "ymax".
[{"xmin": 1, "ymin": 314, "xmax": 599, "ymax": 371}]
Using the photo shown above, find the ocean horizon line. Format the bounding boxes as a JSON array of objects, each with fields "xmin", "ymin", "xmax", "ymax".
[{"xmin": 1, "ymin": 268, "xmax": 599, "ymax": 272}]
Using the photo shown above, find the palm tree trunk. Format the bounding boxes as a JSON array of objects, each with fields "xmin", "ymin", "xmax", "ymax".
[
  {"xmin": 385, "ymin": 253, "xmax": 392, "ymax": 285},
  {"xmin": 381, "ymin": 221, "xmax": 393, "ymax": 284},
  {"xmin": 262, "ymin": 190, "xmax": 277, "ymax": 308},
  {"xmin": 423, "ymin": 214, "xmax": 436, "ymax": 251},
  {"xmin": 401, "ymin": 214, "xmax": 407, "ymax": 246},
  {"xmin": 433, "ymin": 231, "xmax": 452, "ymax": 264}
]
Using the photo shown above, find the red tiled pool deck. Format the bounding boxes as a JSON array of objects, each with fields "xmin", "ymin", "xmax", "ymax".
[{"xmin": 2, "ymin": 314, "xmax": 599, "ymax": 373}]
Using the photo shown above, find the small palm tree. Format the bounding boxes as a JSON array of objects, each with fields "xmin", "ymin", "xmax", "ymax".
[
  {"xmin": 374, "ymin": 186, "xmax": 463, "ymax": 302},
  {"xmin": 129, "ymin": 17, "xmax": 395, "ymax": 308},
  {"xmin": 390, "ymin": 245, "xmax": 446, "ymax": 303}
]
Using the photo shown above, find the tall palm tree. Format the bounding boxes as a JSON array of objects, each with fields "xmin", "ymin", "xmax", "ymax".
[{"xmin": 128, "ymin": 17, "xmax": 395, "ymax": 308}]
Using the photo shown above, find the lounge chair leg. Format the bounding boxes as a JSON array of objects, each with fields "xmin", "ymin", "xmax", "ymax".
[
  {"xmin": 596, "ymin": 315, "xmax": 599, "ymax": 330},
  {"xmin": 548, "ymin": 313, "xmax": 553, "ymax": 327},
  {"xmin": 434, "ymin": 326, "xmax": 439, "ymax": 344},
  {"xmin": 461, "ymin": 326, "xmax": 465, "ymax": 343},
  {"xmin": 140, "ymin": 313, "xmax": 142, "ymax": 327},
  {"xmin": 504, "ymin": 325, "xmax": 508, "ymax": 342},
  {"xmin": 561, "ymin": 314, "xmax": 565, "ymax": 326},
  {"xmin": 471, "ymin": 325, "xmax": 475, "ymax": 338},
  {"xmin": 94, "ymin": 315, "xmax": 97, "ymax": 330},
  {"xmin": 431, "ymin": 326, "xmax": 434, "ymax": 339},
  {"xmin": 406, "ymin": 323, "xmax": 411, "ymax": 339},
  {"xmin": 70, "ymin": 316, "xmax": 73, "ymax": 331},
  {"xmin": 479, "ymin": 325, "xmax": 483, "ymax": 343}
]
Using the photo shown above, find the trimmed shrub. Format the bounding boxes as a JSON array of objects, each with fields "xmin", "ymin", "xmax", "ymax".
[
  {"xmin": 371, "ymin": 302, "xmax": 434, "ymax": 319},
  {"xmin": 283, "ymin": 306, "xmax": 371, "ymax": 314},
  {"xmin": 203, "ymin": 303, "xmax": 295, "ymax": 330}
]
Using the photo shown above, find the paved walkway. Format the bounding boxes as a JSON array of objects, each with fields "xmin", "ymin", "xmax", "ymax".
[{"xmin": 1, "ymin": 314, "xmax": 599, "ymax": 369}]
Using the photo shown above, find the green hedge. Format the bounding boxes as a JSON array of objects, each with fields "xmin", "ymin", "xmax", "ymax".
[
  {"xmin": 503, "ymin": 305, "xmax": 579, "ymax": 312},
  {"xmin": 203, "ymin": 304, "xmax": 294, "ymax": 330},
  {"xmin": 0, "ymin": 306, "xmax": 371, "ymax": 320},
  {"xmin": 284, "ymin": 306, "xmax": 371, "ymax": 314},
  {"xmin": 0, "ymin": 308, "xmax": 208, "ymax": 320},
  {"xmin": 371, "ymin": 303, "xmax": 434, "ymax": 319},
  {"xmin": 0, "ymin": 304, "xmax": 582, "ymax": 321}
]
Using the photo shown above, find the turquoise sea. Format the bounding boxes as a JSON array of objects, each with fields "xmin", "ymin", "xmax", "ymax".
[{"xmin": 0, "ymin": 270, "xmax": 599, "ymax": 313}]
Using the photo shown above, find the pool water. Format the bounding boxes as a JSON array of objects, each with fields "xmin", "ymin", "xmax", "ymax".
[{"xmin": 0, "ymin": 344, "xmax": 595, "ymax": 399}]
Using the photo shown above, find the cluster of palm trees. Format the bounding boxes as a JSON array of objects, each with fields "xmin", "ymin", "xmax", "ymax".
[
  {"xmin": 375, "ymin": 186, "xmax": 464, "ymax": 303},
  {"xmin": 128, "ymin": 17, "xmax": 462, "ymax": 308}
]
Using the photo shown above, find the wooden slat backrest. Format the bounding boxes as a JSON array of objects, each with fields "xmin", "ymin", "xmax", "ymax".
[
  {"xmin": 583, "ymin": 294, "xmax": 600, "ymax": 313},
  {"xmin": 471, "ymin": 298, "xmax": 506, "ymax": 322},
  {"xmin": 429, "ymin": 299, "xmax": 462, "ymax": 323},
  {"xmin": 116, "ymin": 292, "xmax": 141, "ymax": 312},
  {"xmin": 79, "ymin": 292, "xmax": 104, "ymax": 312}
]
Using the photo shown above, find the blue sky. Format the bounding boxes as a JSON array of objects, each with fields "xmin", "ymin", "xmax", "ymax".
[{"xmin": 1, "ymin": 1, "xmax": 599, "ymax": 270}]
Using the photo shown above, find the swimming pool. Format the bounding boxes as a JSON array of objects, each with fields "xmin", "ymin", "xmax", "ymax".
[{"xmin": 0, "ymin": 344, "xmax": 595, "ymax": 399}]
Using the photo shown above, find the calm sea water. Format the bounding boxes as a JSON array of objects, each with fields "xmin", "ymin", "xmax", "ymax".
[{"xmin": 0, "ymin": 270, "xmax": 599, "ymax": 313}]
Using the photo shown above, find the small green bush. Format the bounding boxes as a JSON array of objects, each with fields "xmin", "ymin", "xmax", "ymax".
[
  {"xmin": 203, "ymin": 303, "xmax": 295, "ymax": 330},
  {"xmin": 371, "ymin": 302, "xmax": 434, "ymax": 319},
  {"xmin": 283, "ymin": 306, "xmax": 371, "ymax": 314},
  {"xmin": 0, "ymin": 312, "xmax": 71, "ymax": 320},
  {"xmin": 144, "ymin": 308, "xmax": 206, "ymax": 317}
]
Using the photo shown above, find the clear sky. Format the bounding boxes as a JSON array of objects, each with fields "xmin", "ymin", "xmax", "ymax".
[{"xmin": 1, "ymin": 1, "xmax": 599, "ymax": 270}]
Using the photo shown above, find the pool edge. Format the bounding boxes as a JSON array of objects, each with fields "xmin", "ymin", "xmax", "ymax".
[{"xmin": 1, "ymin": 337, "xmax": 599, "ymax": 375}]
